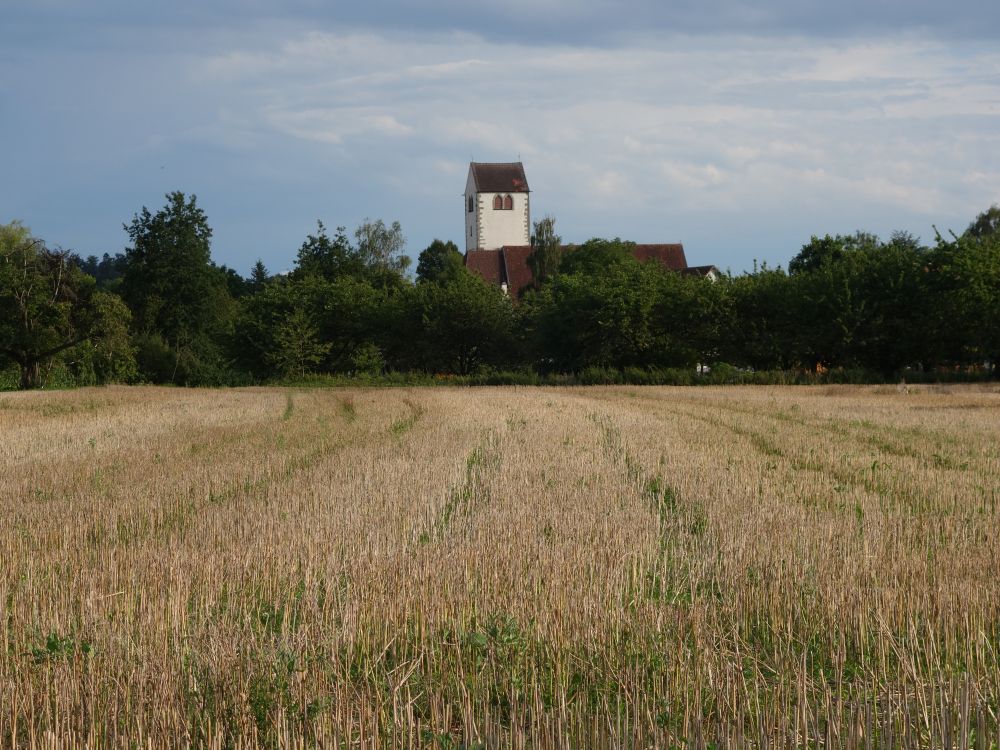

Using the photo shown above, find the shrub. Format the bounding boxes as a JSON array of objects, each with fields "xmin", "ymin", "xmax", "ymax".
[{"xmin": 579, "ymin": 366, "xmax": 622, "ymax": 385}]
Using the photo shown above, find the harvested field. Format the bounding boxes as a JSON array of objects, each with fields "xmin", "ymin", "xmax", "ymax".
[{"xmin": 2, "ymin": 384, "xmax": 1000, "ymax": 748}]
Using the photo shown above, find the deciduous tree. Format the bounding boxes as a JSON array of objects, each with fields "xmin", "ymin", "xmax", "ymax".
[
  {"xmin": 0, "ymin": 222, "xmax": 132, "ymax": 388},
  {"xmin": 527, "ymin": 216, "xmax": 562, "ymax": 288},
  {"xmin": 355, "ymin": 218, "xmax": 409, "ymax": 280},
  {"xmin": 120, "ymin": 192, "xmax": 233, "ymax": 383},
  {"xmin": 965, "ymin": 205, "xmax": 1000, "ymax": 240},
  {"xmin": 416, "ymin": 239, "xmax": 462, "ymax": 284}
]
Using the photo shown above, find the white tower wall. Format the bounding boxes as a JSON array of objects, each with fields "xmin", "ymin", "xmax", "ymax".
[
  {"xmin": 464, "ymin": 163, "xmax": 531, "ymax": 251},
  {"xmin": 464, "ymin": 170, "xmax": 478, "ymax": 252},
  {"xmin": 476, "ymin": 193, "xmax": 529, "ymax": 250}
]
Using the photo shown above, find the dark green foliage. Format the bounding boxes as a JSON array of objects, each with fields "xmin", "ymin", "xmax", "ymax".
[
  {"xmin": 0, "ymin": 222, "xmax": 134, "ymax": 388},
  {"xmin": 71, "ymin": 252, "xmax": 126, "ymax": 290},
  {"xmin": 526, "ymin": 216, "xmax": 562, "ymax": 288},
  {"xmin": 218, "ymin": 264, "xmax": 251, "ymax": 299},
  {"xmin": 722, "ymin": 266, "xmax": 799, "ymax": 370},
  {"xmin": 61, "ymin": 293, "xmax": 138, "ymax": 385},
  {"xmin": 293, "ymin": 218, "xmax": 411, "ymax": 294},
  {"xmin": 4, "ymin": 204, "xmax": 1000, "ymax": 390},
  {"xmin": 527, "ymin": 258, "xmax": 645, "ymax": 371},
  {"xmin": 788, "ymin": 233, "xmax": 853, "ymax": 275},
  {"xmin": 266, "ymin": 307, "xmax": 331, "ymax": 379},
  {"xmin": 965, "ymin": 204, "xmax": 1000, "ymax": 240},
  {"xmin": 924, "ymin": 226, "xmax": 1000, "ymax": 367},
  {"xmin": 120, "ymin": 192, "xmax": 235, "ymax": 384},
  {"xmin": 391, "ymin": 266, "xmax": 517, "ymax": 374},
  {"xmin": 249, "ymin": 259, "xmax": 270, "ymax": 290},
  {"xmin": 787, "ymin": 232, "xmax": 931, "ymax": 373},
  {"xmin": 234, "ymin": 248, "xmax": 393, "ymax": 378},
  {"xmin": 270, "ymin": 365, "xmax": 993, "ymax": 389},
  {"xmin": 558, "ymin": 237, "xmax": 634, "ymax": 276},
  {"xmin": 293, "ymin": 221, "xmax": 362, "ymax": 282},
  {"xmin": 527, "ymin": 253, "xmax": 722, "ymax": 372},
  {"xmin": 0, "ymin": 224, "xmax": 534, "ymax": 393},
  {"xmin": 416, "ymin": 239, "xmax": 462, "ymax": 284}
]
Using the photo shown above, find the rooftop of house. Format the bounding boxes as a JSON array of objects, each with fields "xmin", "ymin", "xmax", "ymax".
[
  {"xmin": 631, "ymin": 243, "xmax": 687, "ymax": 271},
  {"xmin": 464, "ymin": 247, "xmax": 506, "ymax": 286},
  {"xmin": 681, "ymin": 264, "xmax": 721, "ymax": 278},
  {"xmin": 500, "ymin": 245, "xmax": 534, "ymax": 294},
  {"xmin": 465, "ymin": 242, "xmax": 697, "ymax": 299}
]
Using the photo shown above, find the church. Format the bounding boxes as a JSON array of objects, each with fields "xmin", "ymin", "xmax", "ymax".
[{"xmin": 462, "ymin": 162, "xmax": 717, "ymax": 296}]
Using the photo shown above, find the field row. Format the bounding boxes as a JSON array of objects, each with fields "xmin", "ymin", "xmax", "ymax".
[{"xmin": 2, "ymin": 384, "xmax": 999, "ymax": 747}]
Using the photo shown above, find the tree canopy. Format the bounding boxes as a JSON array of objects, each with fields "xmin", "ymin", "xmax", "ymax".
[
  {"xmin": 4, "ymin": 202, "xmax": 999, "ymax": 390},
  {"xmin": 0, "ymin": 222, "xmax": 132, "ymax": 388},
  {"xmin": 416, "ymin": 239, "xmax": 463, "ymax": 284},
  {"xmin": 120, "ymin": 192, "xmax": 234, "ymax": 383},
  {"xmin": 526, "ymin": 216, "xmax": 562, "ymax": 289}
]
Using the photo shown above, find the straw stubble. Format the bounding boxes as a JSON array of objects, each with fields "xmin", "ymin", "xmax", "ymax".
[{"xmin": 2, "ymin": 384, "xmax": 999, "ymax": 747}]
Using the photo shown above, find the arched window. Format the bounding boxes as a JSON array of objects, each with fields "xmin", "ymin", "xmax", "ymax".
[
  {"xmin": 468, "ymin": 196, "xmax": 474, "ymax": 213},
  {"xmin": 503, "ymin": 194, "xmax": 513, "ymax": 210},
  {"xmin": 493, "ymin": 195, "xmax": 503, "ymax": 210}
]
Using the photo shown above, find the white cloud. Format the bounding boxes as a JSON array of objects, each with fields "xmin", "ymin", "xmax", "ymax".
[
  {"xmin": 6, "ymin": 16, "xmax": 997, "ymax": 270},
  {"xmin": 182, "ymin": 28, "xmax": 996, "ymax": 264},
  {"xmin": 368, "ymin": 115, "xmax": 413, "ymax": 136}
]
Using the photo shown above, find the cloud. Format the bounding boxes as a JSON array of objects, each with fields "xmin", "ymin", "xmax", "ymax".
[
  {"xmin": 1, "ymin": 5, "xmax": 998, "ymax": 272},
  {"xmin": 7, "ymin": 0, "xmax": 1000, "ymax": 43}
]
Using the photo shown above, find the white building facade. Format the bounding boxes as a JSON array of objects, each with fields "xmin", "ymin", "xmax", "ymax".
[{"xmin": 464, "ymin": 162, "xmax": 530, "ymax": 252}]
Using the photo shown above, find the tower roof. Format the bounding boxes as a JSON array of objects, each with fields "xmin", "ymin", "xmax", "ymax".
[{"xmin": 469, "ymin": 162, "xmax": 529, "ymax": 193}]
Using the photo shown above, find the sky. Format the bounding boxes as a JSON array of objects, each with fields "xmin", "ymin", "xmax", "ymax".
[{"xmin": 2, "ymin": 1, "xmax": 999, "ymax": 275}]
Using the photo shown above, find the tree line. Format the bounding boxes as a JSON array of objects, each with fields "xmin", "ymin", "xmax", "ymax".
[{"xmin": 2, "ymin": 191, "xmax": 998, "ymax": 389}]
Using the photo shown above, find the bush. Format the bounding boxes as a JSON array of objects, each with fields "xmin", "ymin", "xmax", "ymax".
[
  {"xmin": 824, "ymin": 367, "xmax": 886, "ymax": 385},
  {"xmin": 703, "ymin": 362, "xmax": 739, "ymax": 384},
  {"xmin": 471, "ymin": 369, "xmax": 540, "ymax": 386},
  {"xmin": 579, "ymin": 366, "xmax": 622, "ymax": 385},
  {"xmin": 7, "ymin": 359, "xmax": 991, "ymax": 392},
  {"xmin": 0, "ymin": 367, "xmax": 20, "ymax": 391},
  {"xmin": 350, "ymin": 344, "xmax": 385, "ymax": 376},
  {"xmin": 622, "ymin": 367, "xmax": 655, "ymax": 385}
]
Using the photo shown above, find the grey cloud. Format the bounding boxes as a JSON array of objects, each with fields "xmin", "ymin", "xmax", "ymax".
[
  {"xmin": 4, "ymin": 0, "xmax": 1000, "ymax": 42},
  {"xmin": 2, "ymin": 3, "xmax": 998, "ymax": 274}
]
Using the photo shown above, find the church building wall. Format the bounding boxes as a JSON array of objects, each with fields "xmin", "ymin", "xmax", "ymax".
[
  {"xmin": 464, "ymin": 164, "xmax": 530, "ymax": 251},
  {"xmin": 476, "ymin": 193, "xmax": 529, "ymax": 251},
  {"xmin": 464, "ymin": 170, "xmax": 478, "ymax": 252}
]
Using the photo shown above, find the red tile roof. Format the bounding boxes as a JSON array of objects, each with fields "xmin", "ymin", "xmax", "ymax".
[
  {"xmin": 470, "ymin": 162, "xmax": 530, "ymax": 193},
  {"xmin": 464, "ymin": 249, "xmax": 504, "ymax": 285},
  {"xmin": 631, "ymin": 244, "xmax": 687, "ymax": 270},
  {"xmin": 500, "ymin": 245, "xmax": 535, "ymax": 297},
  {"xmin": 465, "ymin": 241, "xmax": 707, "ymax": 298}
]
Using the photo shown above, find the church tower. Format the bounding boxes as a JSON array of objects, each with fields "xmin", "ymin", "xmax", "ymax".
[{"xmin": 464, "ymin": 162, "xmax": 530, "ymax": 252}]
